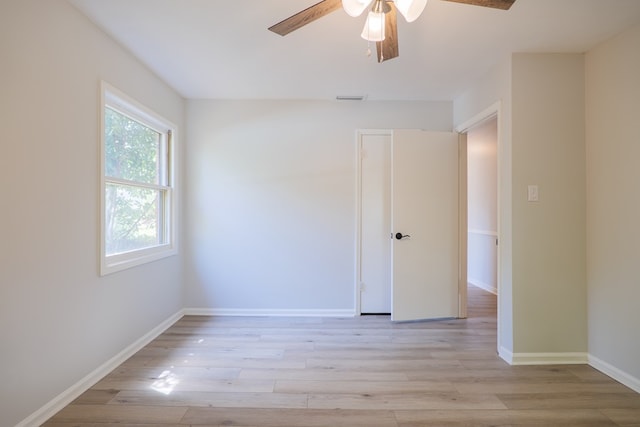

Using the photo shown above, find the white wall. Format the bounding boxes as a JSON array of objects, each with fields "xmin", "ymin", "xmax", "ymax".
[
  {"xmin": 467, "ymin": 119, "xmax": 498, "ymax": 294},
  {"xmin": 511, "ymin": 53, "xmax": 587, "ymax": 357},
  {"xmin": 184, "ymin": 100, "xmax": 452, "ymax": 313},
  {"xmin": 586, "ymin": 23, "xmax": 640, "ymax": 388},
  {"xmin": 0, "ymin": 1, "xmax": 185, "ymax": 425}
]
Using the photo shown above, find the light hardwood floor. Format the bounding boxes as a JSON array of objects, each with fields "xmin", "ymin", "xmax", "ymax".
[{"xmin": 44, "ymin": 286, "xmax": 640, "ymax": 426}]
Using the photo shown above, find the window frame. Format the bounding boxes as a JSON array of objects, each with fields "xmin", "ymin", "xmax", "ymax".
[{"xmin": 100, "ymin": 82, "xmax": 177, "ymax": 275}]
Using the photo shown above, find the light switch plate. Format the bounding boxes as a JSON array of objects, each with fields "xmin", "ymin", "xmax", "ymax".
[{"xmin": 528, "ymin": 185, "xmax": 539, "ymax": 202}]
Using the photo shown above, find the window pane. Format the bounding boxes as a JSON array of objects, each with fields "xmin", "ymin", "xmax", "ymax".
[
  {"xmin": 105, "ymin": 107, "xmax": 162, "ymax": 185},
  {"xmin": 105, "ymin": 183, "xmax": 164, "ymax": 255}
]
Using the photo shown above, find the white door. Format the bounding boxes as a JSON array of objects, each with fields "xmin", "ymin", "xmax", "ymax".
[{"xmin": 391, "ymin": 130, "xmax": 459, "ymax": 321}]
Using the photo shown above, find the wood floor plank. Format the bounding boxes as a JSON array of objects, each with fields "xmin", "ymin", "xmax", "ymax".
[
  {"xmin": 149, "ymin": 338, "xmax": 314, "ymax": 351},
  {"xmin": 304, "ymin": 357, "xmax": 464, "ymax": 371},
  {"xmin": 180, "ymin": 407, "xmax": 399, "ymax": 427},
  {"xmin": 307, "ymin": 391, "xmax": 507, "ymax": 410},
  {"xmin": 93, "ymin": 377, "xmax": 275, "ymax": 393},
  {"xmin": 497, "ymin": 391, "xmax": 640, "ymax": 410},
  {"xmin": 394, "ymin": 408, "xmax": 618, "ymax": 426},
  {"xmin": 44, "ymin": 404, "xmax": 188, "ymax": 424},
  {"xmin": 70, "ymin": 388, "xmax": 120, "ymax": 404},
  {"xmin": 406, "ymin": 365, "xmax": 584, "ymax": 382},
  {"xmin": 274, "ymin": 379, "xmax": 456, "ymax": 394},
  {"xmin": 122, "ymin": 355, "xmax": 307, "ymax": 369},
  {"xmin": 104, "ymin": 366, "xmax": 242, "ymax": 380},
  {"xmin": 133, "ymin": 346, "xmax": 286, "ymax": 359},
  {"xmin": 239, "ymin": 367, "xmax": 409, "ymax": 381},
  {"xmin": 568, "ymin": 364, "xmax": 630, "ymax": 382},
  {"xmin": 286, "ymin": 345, "xmax": 454, "ymax": 360},
  {"xmin": 600, "ymin": 408, "xmax": 640, "ymax": 425},
  {"xmin": 111, "ymin": 389, "xmax": 308, "ymax": 409},
  {"xmin": 308, "ymin": 340, "xmax": 455, "ymax": 351},
  {"xmin": 454, "ymin": 380, "xmax": 633, "ymax": 394}
]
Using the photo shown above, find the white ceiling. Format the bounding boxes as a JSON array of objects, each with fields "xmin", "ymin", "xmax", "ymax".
[{"xmin": 69, "ymin": 0, "xmax": 640, "ymax": 101}]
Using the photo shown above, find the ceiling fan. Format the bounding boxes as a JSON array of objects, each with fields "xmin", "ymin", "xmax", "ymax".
[{"xmin": 269, "ymin": 0, "xmax": 516, "ymax": 63}]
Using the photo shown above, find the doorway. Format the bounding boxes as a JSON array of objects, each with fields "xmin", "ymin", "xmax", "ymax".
[
  {"xmin": 466, "ymin": 117, "xmax": 498, "ymax": 297},
  {"xmin": 456, "ymin": 103, "xmax": 501, "ymax": 351},
  {"xmin": 456, "ymin": 115, "xmax": 500, "ymax": 356}
]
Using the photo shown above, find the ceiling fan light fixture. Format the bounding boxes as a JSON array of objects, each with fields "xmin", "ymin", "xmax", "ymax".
[
  {"xmin": 393, "ymin": 0, "xmax": 428, "ymax": 22},
  {"xmin": 360, "ymin": 10, "xmax": 386, "ymax": 41},
  {"xmin": 270, "ymin": 0, "xmax": 516, "ymax": 64},
  {"xmin": 342, "ymin": 0, "xmax": 373, "ymax": 17}
]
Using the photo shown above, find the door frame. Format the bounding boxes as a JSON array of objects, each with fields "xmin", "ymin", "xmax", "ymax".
[
  {"xmin": 355, "ymin": 129, "xmax": 392, "ymax": 315},
  {"xmin": 355, "ymin": 129, "xmax": 468, "ymax": 318},
  {"xmin": 455, "ymin": 101, "xmax": 502, "ymax": 352},
  {"xmin": 458, "ymin": 133, "xmax": 468, "ymax": 319}
]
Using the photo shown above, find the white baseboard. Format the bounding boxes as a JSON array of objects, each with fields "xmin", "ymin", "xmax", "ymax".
[
  {"xmin": 17, "ymin": 310, "xmax": 184, "ymax": 427},
  {"xmin": 498, "ymin": 346, "xmax": 514, "ymax": 364},
  {"xmin": 499, "ymin": 350, "xmax": 640, "ymax": 393},
  {"xmin": 510, "ymin": 352, "xmax": 588, "ymax": 365},
  {"xmin": 468, "ymin": 279, "xmax": 497, "ymax": 295},
  {"xmin": 498, "ymin": 348, "xmax": 588, "ymax": 366},
  {"xmin": 183, "ymin": 308, "xmax": 356, "ymax": 317},
  {"xmin": 589, "ymin": 354, "xmax": 640, "ymax": 393}
]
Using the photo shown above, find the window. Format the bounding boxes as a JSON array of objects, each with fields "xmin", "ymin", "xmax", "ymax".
[{"xmin": 101, "ymin": 82, "xmax": 176, "ymax": 275}]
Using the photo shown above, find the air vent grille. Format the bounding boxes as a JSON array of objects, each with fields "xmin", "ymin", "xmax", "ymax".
[{"xmin": 336, "ymin": 95, "xmax": 366, "ymax": 101}]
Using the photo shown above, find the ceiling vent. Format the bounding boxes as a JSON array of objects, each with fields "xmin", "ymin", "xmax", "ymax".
[{"xmin": 336, "ymin": 95, "xmax": 367, "ymax": 101}]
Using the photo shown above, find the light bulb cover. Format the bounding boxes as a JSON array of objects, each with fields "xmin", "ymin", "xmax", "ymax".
[
  {"xmin": 360, "ymin": 10, "xmax": 385, "ymax": 42},
  {"xmin": 393, "ymin": 0, "xmax": 427, "ymax": 22},
  {"xmin": 342, "ymin": 0, "xmax": 374, "ymax": 17}
]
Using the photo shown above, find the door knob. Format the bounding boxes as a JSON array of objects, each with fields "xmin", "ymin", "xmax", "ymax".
[{"xmin": 395, "ymin": 233, "xmax": 410, "ymax": 240}]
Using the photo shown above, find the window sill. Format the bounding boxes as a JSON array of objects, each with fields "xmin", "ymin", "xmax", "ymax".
[{"xmin": 100, "ymin": 245, "xmax": 177, "ymax": 276}]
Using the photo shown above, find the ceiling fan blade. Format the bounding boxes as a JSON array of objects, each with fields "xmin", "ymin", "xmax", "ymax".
[
  {"xmin": 269, "ymin": 0, "xmax": 343, "ymax": 36},
  {"xmin": 376, "ymin": 2, "xmax": 399, "ymax": 63},
  {"xmin": 441, "ymin": 0, "xmax": 515, "ymax": 10}
]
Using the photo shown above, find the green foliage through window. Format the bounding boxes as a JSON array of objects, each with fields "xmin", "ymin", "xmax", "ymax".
[
  {"xmin": 104, "ymin": 106, "xmax": 168, "ymax": 256},
  {"xmin": 105, "ymin": 107, "xmax": 162, "ymax": 185}
]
